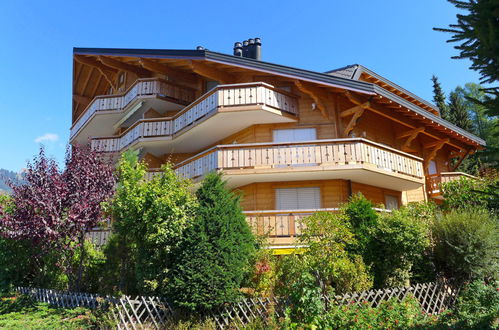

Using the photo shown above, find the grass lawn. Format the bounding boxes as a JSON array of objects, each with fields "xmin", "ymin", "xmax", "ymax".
[{"xmin": 0, "ymin": 294, "xmax": 99, "ymax": 329}]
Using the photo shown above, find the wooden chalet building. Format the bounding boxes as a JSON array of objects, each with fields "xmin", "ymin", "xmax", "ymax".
[{"xmin": 71, "ymin": 39, "xmax": 485, "ymax": 251}]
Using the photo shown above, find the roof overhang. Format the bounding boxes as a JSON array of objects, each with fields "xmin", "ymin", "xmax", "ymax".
[{"xmin": 72, "ymin": 48, "xmax": 486, "ymax": 148}]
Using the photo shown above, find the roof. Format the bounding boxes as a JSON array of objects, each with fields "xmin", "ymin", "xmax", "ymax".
[
  {"xmin": 73, "ymin": 48, "xmax": 485, "ymax": 146},
  {"xmin": 326, "ymin": 64, "xmax": 440, "ymax": 113}
]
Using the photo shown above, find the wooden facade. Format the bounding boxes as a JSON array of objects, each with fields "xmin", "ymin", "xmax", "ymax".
[{"xmin": 71, "ymin": 46, "xmax": 485, "ymax": 248}]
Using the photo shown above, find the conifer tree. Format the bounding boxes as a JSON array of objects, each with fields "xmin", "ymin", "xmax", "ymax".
[
  {"xmin": 448, "ymin": 91, "xmax": 473, "ymax": 131},
  {"xmin": 434, "ymin": 0, "xmax": 498, "ymax": 116},
  {"xmin": 167, "ymin": 172, "xmax": 256, "ymax": 311},
  {"xmin": 431, "ymin": 75, "xmax": 450, "ymax": 120}
]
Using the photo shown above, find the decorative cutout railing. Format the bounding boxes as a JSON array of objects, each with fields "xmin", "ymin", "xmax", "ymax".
[
  {"xmin": 174, "ymin": 138, "xmax": 424, "ymax": 181},
  {"xmin": 18, "ymin": 279, "xmax": 459, "ymax": 329},
  {"xmin": 71, "ymin": 78, "xmax": 196, "ymax": 139},
  {"xmin": 90, "ymin": 82, "xmax": 298, "ymax": 153},
  {"xmin": 426, "ymin": 172, "xmax": 477, "ymax": 196}
]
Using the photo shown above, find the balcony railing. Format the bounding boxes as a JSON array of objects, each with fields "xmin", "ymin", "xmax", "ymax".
[
  {"xmin": 426, "ymin": 172, "xmax": 477, "ymax": 197},
  {"xmin": 91, "ymin": 82, "xmax": 299, "ymax": 152},
  {"xmin": 174, "ymin": 138, "xmax": 424, "ymax": 181},
  {"xmin": 71, "ymin": 78, "xmax": 196, "ymax": 139}
]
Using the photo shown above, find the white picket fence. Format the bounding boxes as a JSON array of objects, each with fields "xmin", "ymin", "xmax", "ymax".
[{"xmin": 18, "ymin": 279, "xmax": 459, "ymax": 329}]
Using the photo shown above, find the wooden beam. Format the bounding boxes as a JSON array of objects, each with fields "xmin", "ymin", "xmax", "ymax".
[
  {"xmin": 189, "ymin": 61, "xmax": 235, "ymax": 84},
  {"xmin": 97, "ymin": 56, "xmax": 150, "ymax": 77},
  {"xmin": 340, "ymin": 102, "xmax": 370, "ymax": 117},
  {"xmin": 344, "ymin": 108, "xmax": 365, "ymax": 136},
  {"xmin": 400, "ymin": 128, "xmax": 424, "ymax": 151},
  {"xmin": 451, "ymin": 149, "xmax": 471, "ymax": 171},
  {"xmin": 424, "ymin": 138, "xmax": 449, "ymax": 150},
  {"xmin": 294, "ymin": 80, "xmax": 329, "ymax": 119},
  {"xmin": 74, "ymin": 55, "xmax": 117, "ymax": 88},
  {"xmin": 73, "ymin": 94, "xmax": 91, "ymax": 104},
  {"xmin": 139, "ymin": 58, "xmax": 198, "ymax": 84},
  {"xmin": 396, "ymin": 127, "xmax": 425, "ymax": 139},
  {"xmin": 424, "ymin": 139, "xmax": 449, "ymax": 169}
]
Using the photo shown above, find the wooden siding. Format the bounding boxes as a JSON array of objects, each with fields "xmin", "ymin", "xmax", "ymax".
[{"xmin": 351, "ymin": 182, "xmax": 402, "ymax": 207}]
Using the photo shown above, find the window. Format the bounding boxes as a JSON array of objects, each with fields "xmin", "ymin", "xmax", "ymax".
[
  {"xmin": 275, "ymin": 187, "xmax": 321, "ymax": 210},
  {"xmin": 428, "ymin": 160, "xmax": 438, "ymax": 175},
  {"xmin": 385, "ymin": 195, "xmax": 399, "ymax": 210},
  {"xmin": 273, "ymin": 128, "xmax": 317, "ymax": 142}
]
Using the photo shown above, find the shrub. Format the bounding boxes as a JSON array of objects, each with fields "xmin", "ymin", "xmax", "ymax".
[
  {"xmin": 372, "ymin": 207, "xmax": 430, "ymax": 287},
  {"xmin": 442, "ymin": 172, "xmax": 499, "ymax": 213},
  {"xmin": 319, "ymin": 296, "xmax": 426, "ymax": 329},
  {"xmin": 343, "ymin": 193, "xmax": 378, "ymax": 266},
  {"xmin": 167, "ymin": 173, "xmax": 256, "ymax": 311},
  {"xmin": 432, "ymin": 209, "xmax": 498, "ymax": 281},
  {"xmin": 298, "ymin": 211, "xmax": 372, "ymax": 294},
  {"xmin": 445, "ymin": 279, "xmax": 499, "ymax": 329},
  {"xmin": 104, "ymin": 150, "xmax": 197, "ymax": 295}
]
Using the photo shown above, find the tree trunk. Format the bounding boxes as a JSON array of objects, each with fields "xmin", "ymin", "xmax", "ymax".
[{"xmin": 74, "ymin": 230, "xmax": 86, "ymax": 291}]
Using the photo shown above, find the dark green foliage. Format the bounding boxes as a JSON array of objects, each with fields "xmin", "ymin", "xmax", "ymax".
[
  {"xmin": 371, "ymin": 207, "xmax": 430, "ymax": 288},
  {"xmin": 343, "ymin": 193, "xmax": 378, "ymax": 265},
  {"xmin": 434, "ymin": 0, "xmax": 499, "ymax": 117},
  {"xmin": 431, "ymin": 75, "xmax": 450, "ymax": 120},
  {"xmin": 448, "ymin": 91, "xmax": 473, "ymax": 131},
  {"xmin": 432, "ymin": 209, "xmax": 498, "ymax": 281},
  {"xmin": 448, "ymin": 280, "xmax": 499, "ymax": 329},
  {"xmin": 167, "ymin": 172, "xmax": 256, "ymax": 311}
]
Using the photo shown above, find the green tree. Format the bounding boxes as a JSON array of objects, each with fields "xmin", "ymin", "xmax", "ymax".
[
  {"xmin": 434, "ymin": 0, "xmax": 498, "ymax": 116},
  {"xmin": 448, "ymin": 91, "xmax": 473, "ymax": 131},
  {"xmin": 431, "ymin": 75, "xmax": 450, "ymax": 119},
  {"xmin": 432, "ymin": 209, "xmax": 498, "ymax": 281},
  {"xmin": 104, "ymin": 150, "xmax": 197, "ymax": 295},
  {"xmin": 167, "ymin": 172, "xmax": 256, "ymax": 311}
]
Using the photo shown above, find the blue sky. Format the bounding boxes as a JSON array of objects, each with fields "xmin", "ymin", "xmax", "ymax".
[{"xmin": 0, "ymin": 0, "xmax": 482, "ymax": 172}]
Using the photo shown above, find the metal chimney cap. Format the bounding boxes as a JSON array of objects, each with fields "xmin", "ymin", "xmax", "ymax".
[
  {"xmin": 248, "ymin": 38, "xmax": 255, "ymax": 45},
  {"xmin": 243, "ymin": 40, "xmax": 249, "ymax": 46},
  {"xmin": 255, "ymin": 37, "xmax": 261, "ymax": 44},
  {"xmin": 196, "ymin": 46, "xmax": 205, "ymax": 50},
  {"xmin": 234, "ymin": 42, "xmax": 242, "ymax": 47}
]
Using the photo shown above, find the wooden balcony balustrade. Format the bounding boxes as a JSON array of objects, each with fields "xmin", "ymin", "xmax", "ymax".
[
  {"xmin": 426, "ymin": 172, "xmax": 477, "ymax": 197},
  {"xmin": 174, "ymin": 138, "xmax": 424, "ymax": 182},
  {"xmin": 71, "ymin": 78, "xmax": 196, "ymax": 139},
  {"xmin": 91, "ymin": 82, "xmax": 299, "ymax": 152}
]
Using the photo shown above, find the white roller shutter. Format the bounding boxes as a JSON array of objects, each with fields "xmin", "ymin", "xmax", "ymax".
[
  {"xmin": 273, "ymin": 128, "xmax": 317, "ymax": 142},
  {"xmin": 276, "ymin": 187, "xmax": 321, "ymax": 210}
]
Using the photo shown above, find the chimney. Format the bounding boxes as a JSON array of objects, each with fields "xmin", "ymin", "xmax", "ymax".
[
  {"xmin": 196, "ymin": 46, "xmax": 205, "ymax": 50},
  {"xmin": 242, "ymin": 40, "xmax": 249, "ymax": 57},
  {"xmin": 248, "ymin": 38, "xmax": 255, "ymax": 59},
  {"xmin": 254, "ymin": 37, "xmax": 261, "ymax": 61},
  {"xmin": 233, "ymin": 38, "xmax": 262, "ymax": 60},
  {"xmin": 233, "ymin": 42, "xmax": 243, "ymax": 57}
]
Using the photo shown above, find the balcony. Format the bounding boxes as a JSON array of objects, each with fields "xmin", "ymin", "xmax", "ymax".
[
  {"xmin": 174, "ymin": 138, "xmax": 425, "ymax": 191},
  {"xmin": 71, "ymin": 78, "xmax": 196, "ymax": 143},
  {"xmin": 426, "ymin": 172, "xmax": 477, "ymax": 199},
  {"xmin": 245, "ymin": 208, "xmax": 390, "ymax": 247},
  {"xmin": 91, "ymin": 82, "xmax": 298, "ymax": 154}
]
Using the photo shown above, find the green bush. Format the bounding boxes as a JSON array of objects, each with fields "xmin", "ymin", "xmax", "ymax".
[
  {"xmin": 319, "ymin": 296, "xmax": 426, "ymax": 329},
  {"xmin": 432, "ymin": 209, "xmax": 498, "ymax": 281},
  {"xmin": 104, "ymin": 150, "xmax": 197, "ymax": 295},
  {"xmin": 343, "ymin": 194, "xmax": 378, "ymax": 267},
  {"xmin": 371, "ymin": 207, "xmax": 430, "ymax": 288},
  {"xmin": 442, "ymin": 173, "xmax": 499, "ymax": 212},
  {"xmin": 297, "ymin": 211, "xmax": 372, "ymax": 294},
  {"xmin": 167, "ymin": 173, "xmax": 257, "ymax": 311}
]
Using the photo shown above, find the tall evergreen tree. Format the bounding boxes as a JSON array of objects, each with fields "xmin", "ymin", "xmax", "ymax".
[
  {"xmin": 431, "ymin": 75, "xmax": 450, "ymax": 120},
  {"xmin": 434, "ymin": 0, "xmax": 498, "ymax": 116},
  {"xmin": 167, "ymin": 172, "xmax": 256, "ymax": 311},
  {"xmin": 448, "ymin": 91, "xmax": 473, "ymax": 131}
]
